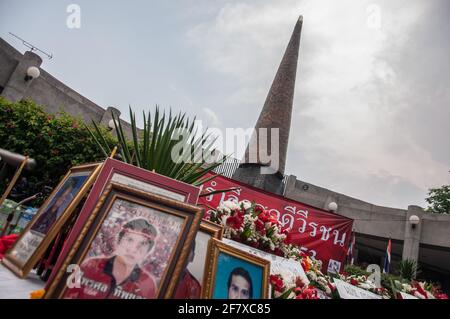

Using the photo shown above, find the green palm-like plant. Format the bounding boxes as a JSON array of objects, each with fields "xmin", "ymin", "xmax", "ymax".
[
  {"xmin": 86, "ymin": 106, "xmax": 226, "ymax": 186},
  {"xmin": 398, "ymin": 259, "xmax": 420, "ymax": 280}
]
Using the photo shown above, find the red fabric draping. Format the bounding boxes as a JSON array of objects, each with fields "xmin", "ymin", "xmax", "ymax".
[
  {"xmin": 0, "ymin": 234, "xmax": 18, "ymax": 259},
  {"xmin": 199, "ymin": 173, "xmax": 354, "ymax": 273}
]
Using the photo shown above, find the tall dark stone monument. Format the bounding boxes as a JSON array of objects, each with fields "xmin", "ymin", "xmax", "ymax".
[{"xmin": 232, "ymin": 16, "xmax": 303, "ymax": 195}]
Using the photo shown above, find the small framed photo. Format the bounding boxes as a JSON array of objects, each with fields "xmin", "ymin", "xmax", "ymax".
[
  {"xmin": 45, "ymin": 182, "xmax": 203, "ymax": 299},
  {"xmin": 203, "ymin": 239, "xmax": 270, "ymax": 299},
  {"xmin": 2, "ymin": 163, "xmax": 102, "ymax": 278},
  {"xmin": 46, "ymin": 158, "xmax": 201, "ymax": 287},
  {"xmin": 174, "ymin": 220, "xmax": 223, "ymax": 299}
]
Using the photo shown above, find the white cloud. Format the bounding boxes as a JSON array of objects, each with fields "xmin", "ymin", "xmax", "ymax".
[
  {"xmin": 202, "ymin": 107, "xmax": 221, "ymax": 127},
  {"xmin": 185, "ymin": 0, "xmax": 449, "ymax": 208}
]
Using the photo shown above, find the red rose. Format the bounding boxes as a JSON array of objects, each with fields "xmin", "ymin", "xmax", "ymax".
[
  {"xmin": 295, "ymin": 286, "xmax": 318, "ymax": 299},
  {"xmin": 327, "ymin": 282, "xmax": 336, "ymax": 292},
  {"xmin": 295, "ymin": 277, "xmax": 305, "ymax": 288},
  {"xmin": 255, "ymin": 219, "xmax": 266, "ymax": 234},
  {"xmin": 226, "ymin": 213, "xmax": 244, "ymax": 230},
  {"xmin": 273, "ymin": 247, "xmax": 284, "ymax": 257},
  {"xmin": 294, "ymin": 287, "xmax": 303, "ymax": 295},
  {"xmin": 302, "ymin": 286, "xmax": 319, "ymax": 299},
  {"xmin": 254, "ymin": 205, "xmax": 264, "ymax": 214},
  {"xmin": 249, "ymin": 240, "xmax": 260, "ymax": 248},
  {"xmin": 258, "ymin": 211, "xmax": 269, "ymax": 223},
  {"xmin": 270, "ymin": 275, "xmax": 285, "ymax": 293},
  {"xmin": 350, "ymin": 278, "xmax": 359, "ymax": 286},
  {"xmin": 412, "ymin": 282, "xmax": 428, "ymax": 299},
  {"xmin": 267, "ymin": 212, "xmax": 279, "ymax": 225}
]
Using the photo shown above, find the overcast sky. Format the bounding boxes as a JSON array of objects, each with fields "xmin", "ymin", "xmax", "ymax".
[{"xmin": 1, "ymin": 0, "xmax": 449, "ymax": 209}]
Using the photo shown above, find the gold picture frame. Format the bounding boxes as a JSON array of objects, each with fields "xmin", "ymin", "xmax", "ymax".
[
  {"xmin": 2, "ymin": 162, "xmax": 102, "ymax": 278},
  {"xmin": 202, "ymin": 238, "xmax": 270, "ymax": 299},
  {"xmin": 44, "ymin": 182, "xmax": 203, "ymax": 299},
  {"xmin": 200, "ymin": 219, "xmax": 223, "ymax": 240}
]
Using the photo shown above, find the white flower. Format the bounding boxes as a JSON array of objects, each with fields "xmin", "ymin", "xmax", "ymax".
[
  {"xmin": 223, "ymin": 200, "xmax": 240, "ymax": 211},
  {"xmin": 287, "ymin": 291, "xmax": 296, "ymax": 299},
  {"xmin": 218, "ymin": 204, "xmax": 231, "ymax": 213},
  {"xmin": 241, "ymin": 200, "xmax": 252, "ymax": 210},
  {"xmin": 402, "ymin": 283, "xmax": 412, "ymax": 292},
  {"xmin": 220, "ymin": 214, "xmax": 230, "ymax": 226},
  {"xmin": 277, "ymin": 271, "xmax": 296, "ymax": 287},
  {"xmin": 317, "ymin": 277, "xmax": 328, "ymax": 286},
  {"xmin": 307, "ymin": 271, "xmax": 317, "ymax": 281}
]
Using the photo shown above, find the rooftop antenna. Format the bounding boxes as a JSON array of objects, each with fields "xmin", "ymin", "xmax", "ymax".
[{"xmin": 8, "ymin": 32, "xmax": 53, "ymax": 59}]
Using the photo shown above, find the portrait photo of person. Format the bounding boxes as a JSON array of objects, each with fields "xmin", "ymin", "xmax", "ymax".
[
  {"xmin": 63, "ymin": 197, "xmax": 184, "ymax": 299},
  {"xmin": 211, "ymin": 251, "xmax": 266, "ymax": 299},
  {"xmin": 2, "ymin": 164, "xmax": 100, "ymax": 277},
  {"xmin": 65, "ymin": 218, "xmax": 158, "ymax": 299},
  {"xmin": 31, "ymin": 173, "xmax": 89, "ymax": 235},
  {"xmin": 227, "ymin": 267, "xmax": 253, "ymax": 299},
  {"xmin": 174, "ymin": 221, "xmax": 222, "ymax": 299},
  {"xmin": 174, "ymin": 240, "xmax": 201, "ymax": 299}
]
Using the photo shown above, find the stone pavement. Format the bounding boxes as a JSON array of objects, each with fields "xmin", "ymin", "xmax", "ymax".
[{"xmin": 0, "ymin": 263, "xmax": 45, "ymax": 299}]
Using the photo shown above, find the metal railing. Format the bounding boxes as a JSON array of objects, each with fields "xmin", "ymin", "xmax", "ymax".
[
  {"xmin": 212, "ymin": 157, "xmax": 241, "ymax": 178},
  {"xmin": 213, "ymin": 158, "xmax": 289, "ymax": 192}
]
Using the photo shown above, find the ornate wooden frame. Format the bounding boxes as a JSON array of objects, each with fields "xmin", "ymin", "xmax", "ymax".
[
  {"xmin": 196, "ymin": 220, "xmax": 223, "ymax": 298},
  {"xmin": 44, "ymin": 182, "xmax": 203, "ymax": 299},
  {"xmin": 46, "ymin": 158, "xmax": 201, "ymax": 287},
  {"xmin": 2, "ymin": 162, "xmax": 102, "ymax": 278}
]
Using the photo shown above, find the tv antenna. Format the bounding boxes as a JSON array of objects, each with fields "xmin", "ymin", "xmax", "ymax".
[{"xmin": 8, "ymin": 32, "xmax": 53, "ymax": 59}]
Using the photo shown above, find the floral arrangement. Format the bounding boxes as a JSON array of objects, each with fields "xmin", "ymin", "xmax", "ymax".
[
  {"xmin": 270, "ymin": 274, "xmax": 324, "ymax": 299},
  {"xmin": 209, "ymin": 200, "xmax": 322, "ymax": 264},
  {"xmin": 392, "ymin": 280, "xmax": 448, "ymax": 299},
  {"xmin": 208, "ymin": 200, "xmax": 288, "ymax": 253},
  {"xmin": 206, "ymin": 199, "xmax": 449, "ymax": 300},
  {"xmin": 333, "ymin": 273, "xmax": 391, "ymax": 299},
  {"xmin": 207, "ymin": 200, "xmax": 333, "ymax": 299}
]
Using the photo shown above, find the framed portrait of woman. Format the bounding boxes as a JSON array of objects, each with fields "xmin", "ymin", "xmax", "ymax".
[
  {"xmin": 45, "ymin": 158, "xmax": 201, "ymax": 288},
  {"xmin": 203, "ymin": 239, "xmax": 270, "ymax": 299},
  {"xmin": 44, "ymin": 182, "xmax": 203, "ymax": 299},
  {"xmin": 2, "ymin": 162, "xmax": 102, "ymax": 278},
  {"xmin": 174, "ymin": 220, "xmax": 223, "ymax": 299}
]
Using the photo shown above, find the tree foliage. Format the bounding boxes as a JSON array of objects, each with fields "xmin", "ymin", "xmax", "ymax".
[
  {"xmin": 397, "ymin": 259, "xmax": 420, "ymax": 280},
  {"xmin": 425, "ymin": 184, "xmax": 450, "ymax": 214},
  {"xmin": 0, "ymin": 97, "xmax": 116, "ymax": 204}
]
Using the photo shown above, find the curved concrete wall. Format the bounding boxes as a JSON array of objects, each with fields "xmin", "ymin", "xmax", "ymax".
[
  {"xmin": 0, "ymin": 37, "xmax": 134, "ymax": 138},
  {"xmin": 284, "ymin": 174, "xmax": 450, "ymax": 259}
]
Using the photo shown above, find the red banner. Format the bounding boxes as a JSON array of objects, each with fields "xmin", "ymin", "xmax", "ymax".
[{"xmin": 199, "ymin": 174, "xmax": 353, "ymax": 274}]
